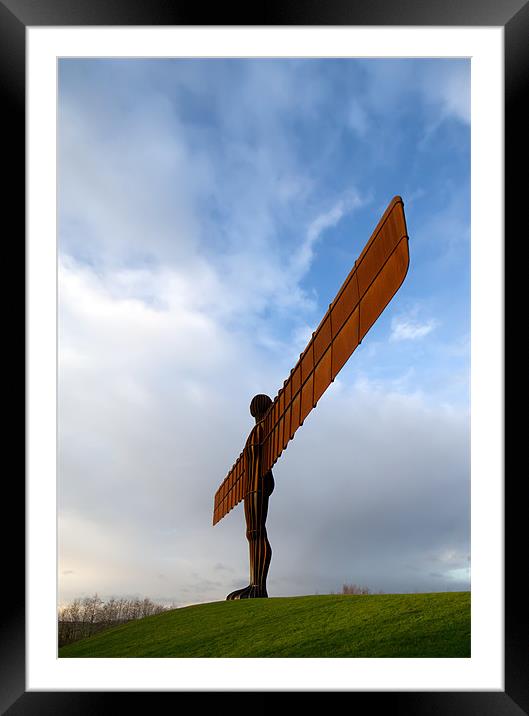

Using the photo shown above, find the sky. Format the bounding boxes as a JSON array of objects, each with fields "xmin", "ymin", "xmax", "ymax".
[{"xmin": 58, "ymin": 58, "xmax": 470, "ymax": 607}]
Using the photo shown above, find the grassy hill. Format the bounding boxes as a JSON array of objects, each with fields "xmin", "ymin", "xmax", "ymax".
[{"xmin": 59, "ymin": 591, "xmax": 470, "ymax": 658}]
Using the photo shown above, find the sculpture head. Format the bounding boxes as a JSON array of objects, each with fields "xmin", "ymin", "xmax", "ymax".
[{"xmin": 250, "ymin": 394, "xmax": 272, "ymax": 423}]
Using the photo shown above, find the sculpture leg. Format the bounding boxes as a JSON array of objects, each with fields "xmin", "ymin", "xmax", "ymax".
[
  {"xmin": 247, "ymin": 470, "xmax": 273, "ymax": 597},
  {"xmin": 226, "ymin": 471, "xmax": 274, "ymax": 600}
]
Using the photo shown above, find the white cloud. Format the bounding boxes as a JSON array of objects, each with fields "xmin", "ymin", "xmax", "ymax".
[
  {"xmin": 59, "ymin": 96, "xmax": 207, "ymax": 268},
  {"xmin": 421, "ymin": 62, "xmax": 470, "ymax": 125},
  {"xmin": 292, "ymin": 191, "xmax": 366, "ymax": 277},
  {"xmin": 359, "ymin": 59, "xmax": 470, "ymax": 129},
  {"xmin": 390, "ymin": 316, "xmax": 438, "ymax": 342},
  {"xmin": 58, "ymin": 61, "xmax": 342, "ymax": 330}
]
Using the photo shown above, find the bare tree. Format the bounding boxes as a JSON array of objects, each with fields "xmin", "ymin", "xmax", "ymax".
[
  {"xmin": 342, "ymin": 583, "xmax": 372, "ymax": 595},
  {"xmin": 58, "ymin": 594, "xmax": 173, "ymax": 647}
]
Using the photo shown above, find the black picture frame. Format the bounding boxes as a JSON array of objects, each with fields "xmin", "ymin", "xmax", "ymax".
[{"xmin": 8, "ymin": 0, "xmax": 518, "ymax": 712}]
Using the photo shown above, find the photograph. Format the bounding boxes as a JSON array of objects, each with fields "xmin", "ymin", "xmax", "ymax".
[
  {"xmin": 8, "ymin": 1, "xmax": 520, "ymax": 710},
  {"xmin": 56, "ymin": 56, "xmax": 471, "ymax": 660}
]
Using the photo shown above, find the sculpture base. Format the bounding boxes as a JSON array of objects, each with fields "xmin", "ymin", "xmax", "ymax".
[{"xmin": 226, "ymin": 585, "xmax": 268, "ymax": 600}]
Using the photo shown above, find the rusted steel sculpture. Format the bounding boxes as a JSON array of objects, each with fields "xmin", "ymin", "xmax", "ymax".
[{"xmin": 213, "ymin": 196, "xmax": 410, "ymax": 600}]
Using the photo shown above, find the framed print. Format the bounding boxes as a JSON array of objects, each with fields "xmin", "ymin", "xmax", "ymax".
[{"xmin": 8, "ymin": 0, "xmax": 520, "ymax": 712}]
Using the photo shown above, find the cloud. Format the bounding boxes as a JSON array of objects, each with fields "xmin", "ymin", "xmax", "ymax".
[
  {"xmin": 390, "ymin": 316, "xmax": 438, "ymax": 341},
  {"xmin": 421, "ymin": 61, "xmax": 470, "ymax": 125},
  {"xmin": 59, "ymin": 94, "xmax": 207, "ymax": 269},
  {"xmin": 291, "ymin": 190, "xmax": 366, "ymax": 277},
  {"xmin": 58, "ymin": 60, "xmax": 354, "ymax": 332},
  {"xmin": 355, "ymin": 59, "xmax": 470, "ymax": 147}
]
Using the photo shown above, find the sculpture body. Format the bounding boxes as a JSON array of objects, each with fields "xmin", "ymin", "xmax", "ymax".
[
  {"xmin": 213, "ymin": 196, "xmax": 410, "ymax": 599},
  {"xmin": 227, "ymin": 396, "xmax": 274, "ymax": 599}
]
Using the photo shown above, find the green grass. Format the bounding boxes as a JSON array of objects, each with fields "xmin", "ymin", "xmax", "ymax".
[{"xmin": 59, "ymin": 591, "xmax": 470, "ymax": 658}]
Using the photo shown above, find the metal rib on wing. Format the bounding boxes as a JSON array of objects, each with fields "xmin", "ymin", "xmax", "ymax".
[
  {"xmin": 260, "ymin": 196, "xmax": 409, "ymax": 474},
  {"xmin": 212, "ymin": 450, "xmax": 247, "ymax": 525}
]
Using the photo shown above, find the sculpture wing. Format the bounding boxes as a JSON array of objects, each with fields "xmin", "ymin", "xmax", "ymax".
[
  {"xmin": 213, "ymin": 195, "xmax": 409, "ymax": 525},
  {"xmin": 212, "ymin": 450, "xmax": 247, "ymax": 526},
  {"xmin": 259, "ymin": 195, "xmax": 409, "ymax": 475}
]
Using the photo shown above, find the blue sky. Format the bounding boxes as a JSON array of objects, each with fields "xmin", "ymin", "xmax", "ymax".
[{"xmin": 58, "ymin": 58, "xmax": 470, "ymax": 606}]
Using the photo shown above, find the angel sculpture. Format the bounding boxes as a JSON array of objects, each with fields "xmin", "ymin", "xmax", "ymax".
[{"xmin": 212, "ymin": 196, "xmax": 410, "ymax": 599}]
